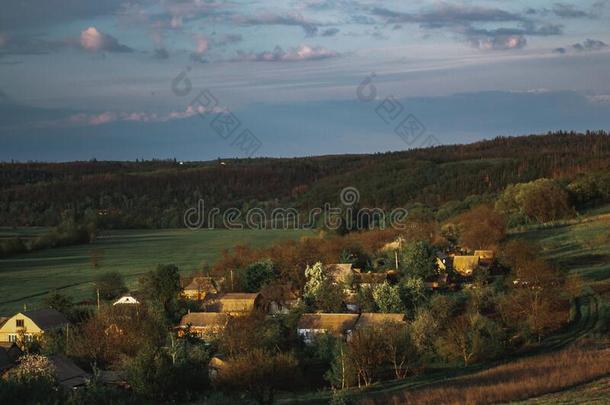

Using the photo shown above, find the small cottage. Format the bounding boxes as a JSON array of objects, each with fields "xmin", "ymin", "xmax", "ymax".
[
  {"xmin": 297, "ymin": 313, "xmax": 360, "ymax": 344},
  {"xmin": 113, "ymin": 295, "xmax": 140, "ymax": 305},
  {"xmin": 183, "ymin": 276, "xmax": 219, "ymax": 301},
  {"xmin": 202, "ymin": 293, "xmax": 261, "ymax": 314},
  {"xmin": 452, "ymin": 255, "xmax": 480, "ymax": 276},
  {"xmin": 178, "ymin": 312, "xmax": 229, "ymax": 340},
  {"xmin": 0, "ymin": 309, "xmax": 68, "ymax": 346}
]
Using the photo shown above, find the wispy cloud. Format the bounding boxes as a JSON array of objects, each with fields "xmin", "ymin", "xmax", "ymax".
[{"xmin": 234, "ymin": 44, "xmax": 338, "ymax": 62}]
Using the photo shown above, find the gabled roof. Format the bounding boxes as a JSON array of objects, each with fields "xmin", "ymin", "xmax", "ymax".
[
  {"xmin": 184, "ymin": 276, "xmax": 218, "ymax": 293},
  {"xmin": 22, "ymin": 309, "xmax": 69, "ymax": 331},
  {"xmin": 297, "ymin": 313, "xmax": 359, "ymax": 335},
  {"xmin": 202, "ymin": 293, "xmax": 260, "ymax": 313},
  {"xmin": 49, "ymin": 355, "xmax": 90, "ymax": 389},
  {"xmin": 325, "ymin": 263, "xmax": 354, "ymax": 284},
  {"xmin": 474, "ymin": 250, "xmax": 495, "ymax": 260},
  {"xmin": 179, "ymin": 312, "xmax": 229, "ymax": 327},
  {"xmin": 113, "ymin": 295, "xmax": 140, "ymax": 305},
  {"xmin": 356, "ymin": 272, "xmax": 387, "ymax": 284},
  {"xmin": 355, "ymin": 313, "xmax": 406, "ymax": 329}
]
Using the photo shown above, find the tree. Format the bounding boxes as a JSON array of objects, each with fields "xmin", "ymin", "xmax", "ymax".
[
  {"xmin": 43, "ymin": 292, "xmax": 73, "ymax": 314},
  {"xmin": 242, "ymin": 259, "xmax": 277, "ymax": 293},
  {"xmin": 454, "ymin": 204, "xmax": 506, "ymax": 250},
  {"xmin": 214, "ymin": 349, "xmax": 298, "ymax": 404},
  {"xmin": 436, "ymin": 313, "xmax": 504, "ymax": 366},
  {"xmin": 346, "ymin": 327, "xmax": 386, "ymax": 387},
  {"xmin": 139, "ymin": 264, "xmax": 182, "ymax": 314},
  {"xmin": 372, "ymin": 282, "xmax": 404, "ymax": 313},
  {"xmin": 381, "ymin": 322, "xmax": 417, "ymax": 379},
  {"xmin": 400, "ymin": 241, "xmax": 438, "ymax": 279},
  {"xmin": 304, "ymin": 262, "xmax": 345, "ymax": 312},
  {"xmin": 398, "ymin": 276, "xmax": 428, "ymax": 315},
  {"xmin": 496, "ymin": 179, "xmax": 574, "ymax": 223},
  {"xmin": 94, "ymin": 271, "xmax": 127, "ymax": 301},
  {"xmin": 3, "ymin": 354, "xmax": 58, "ymax": 404}
]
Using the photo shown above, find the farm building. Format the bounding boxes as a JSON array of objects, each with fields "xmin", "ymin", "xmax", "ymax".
[
  {"xmin": 183, "ymin": 276, "xmax": 219, "ymax": 301},
  {"xmin": 50, "ymin": 355, "xmax": 90, "ymax": 390},
  {"xmin": 356, "ymin": 272, "xmax": 388, "ymax": 288},
  {"xmin": 452, "ymin": 255, "xmax": 480, "ymax": 276},
  {"xmin": 0, "ymin": 309, "xmax": 68, "ymax": 346},
  {"xmin": 178, "ymin": 312, "xmax": 229, "ymax": 340},
  {"xmin": 474, "ymin": 250, "xmax": 495, "ymax": 264},
  {"xmin": 202, "ymin": 293, "xmax": 261, "ymax": 314},
  {"xmin": 297, "ymin": 313, "xmax": 360, "ymax": 344}
]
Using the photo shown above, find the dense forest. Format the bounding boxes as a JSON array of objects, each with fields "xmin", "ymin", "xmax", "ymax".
[{"xmin": 0, "ymin": 131, "xmax": 609, "ymax": 228}]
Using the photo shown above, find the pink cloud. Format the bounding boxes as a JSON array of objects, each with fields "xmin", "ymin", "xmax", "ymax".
[{"xmin": 80, "ymin": 27, "xmax": 132, "ymax": 53}]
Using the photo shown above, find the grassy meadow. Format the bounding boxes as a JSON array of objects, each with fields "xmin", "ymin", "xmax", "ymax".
[{"xmin": 0, "ymin": 228, "xmax": 312, "ymax": 314}]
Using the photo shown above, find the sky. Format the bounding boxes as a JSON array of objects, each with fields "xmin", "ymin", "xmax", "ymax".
[{"xmin": 1, "ymin": 0, "xmax": 609, "ymax": 161}]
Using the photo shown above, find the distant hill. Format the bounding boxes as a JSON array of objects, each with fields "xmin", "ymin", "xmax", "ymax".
[{"xmin": 1, "ymin": 131, "xmax": 609, "ymax": 228}]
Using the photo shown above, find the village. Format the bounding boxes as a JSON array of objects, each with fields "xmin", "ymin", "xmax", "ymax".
[{"xmin": 0, "ymin": 241, "xmax": 504, "ymax": 394}]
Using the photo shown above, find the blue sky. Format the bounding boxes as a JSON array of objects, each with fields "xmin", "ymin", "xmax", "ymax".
[{"xmin": 1, "ymin": 0, "xmax": 609, "ymax": 161}]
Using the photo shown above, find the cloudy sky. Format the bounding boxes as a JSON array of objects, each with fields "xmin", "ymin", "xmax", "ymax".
[{"xmin": 1, "ymin": 0, "xmax": 609, "ymax": 161}]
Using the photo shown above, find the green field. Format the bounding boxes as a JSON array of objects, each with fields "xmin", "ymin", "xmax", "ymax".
[{"xmin": 0, "ymin": 228, "xmax": 312, "ymax": 314}]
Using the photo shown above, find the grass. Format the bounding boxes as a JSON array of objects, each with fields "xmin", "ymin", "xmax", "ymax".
[
  {"xmin": 0, "ymin": 228, "xmax": 312, "ymax": 314},
  {"xmin": 515, "ymin": 375, "xmax": 610, "ymax": 404},
  {"xmin": 364, "ymin": 346, "xmax": 610, "ymax": 405},
  {"xmin": 514, "ymin": 211, "xmax": 610, "ymax": 283}
]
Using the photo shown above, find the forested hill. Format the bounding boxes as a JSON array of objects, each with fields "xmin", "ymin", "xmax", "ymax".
[{"xmin": 1, "ymin": 131, "xmax": 609, "ymax": 228}]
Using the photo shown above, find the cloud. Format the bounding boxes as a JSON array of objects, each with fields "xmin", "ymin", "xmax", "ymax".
[
  {"xmin": 234, "ymin": 45, "xmax": 338, "ymax": 62},
  {"xmin": 552, "ymin": 3, "xmax": 592, "ymax": 18},
  {"xmin": 212, "ymin": 33, "xmax": 243, "ymax": 46},
  {"xmin": 235, "ymin": 13, "xmax": 321, "ymax": 36},
  {"xmin": 553, "ymin": 47, "xmax": 567, "ymax": 54},
  {"xmin": 321, "ymin": 28, "xmax": 340, "ymax": 37},
  {"xmin": 470, "ymin": 35, "xmax": 527, "ymax": 51},
  {"xmin": 372, "ymin": 3, "xmax": 525, "ymax": 27},
  {"xmin": 190, "ymin": 33, "xmax": 209, "ymax": 62},
  {"xmin": 154, "ymin": 48, "xmax": 169, "ymax": 59},
  {"xmin": 80, "ymin": 27, "xmax": 132, "ymax": 53},
  {"xmin": 572, "ymin": 38, "xmax": 608, "ymax": 51},
  {"xmin": 45, "ymin": 105, "xmax": 226, "ymax": 128}
]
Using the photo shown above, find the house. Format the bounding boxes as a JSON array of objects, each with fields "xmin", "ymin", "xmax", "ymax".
[
  {"xmin": 355, "ymin": 313, "xmax": 407, "ymax": 330},
  {"xmin": 209, "ymin": 355, "xmax": 228, "ymax": 380},
  {"xmin": 178, "ymin": 312, "xmax": 229, "ymax": 340},
  {"xmin": 260, "ymin": 285, "xmax": 300, "ymax": 315},
  {"xmin": 436, "ymin": 252, "xmax": 452, "ymax": 272},
  {"xmin": 113, "ymin": 295, "xmax": 140, "ymax": 305},
  {"xmin": 182, "ymin": 276, "xmax": 219, "ymax": 301},
  {"xmin": 355, "ymin": 272, "xmax": 387, "ymax": 288},
  {"xmin": 452, "ymin": 255, "xmax": 480, "ymax": 276},
  {"xmin": 0, "ymin": 309, "xmax": 68, "ymax": 346},
  {"xmin": 49, "ymin": 355, "xmax": 90, "ymax": 390},
  {"xmin": 297, "ymin": 313, "xmax": 360, "ymax": 344},
  {"xmin": 202, "ymin": 293, "xmax": 261, "ymax": 314},
  {"xmin": 474, "ymin": 250, "xmax": 495, "ymax": 264}
]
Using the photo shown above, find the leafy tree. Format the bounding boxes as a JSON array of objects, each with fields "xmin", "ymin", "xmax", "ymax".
[
  {"xmin": 94, "ymin": 271, "xmax": 127, "ymax": 301},
  {"xmin": 242, "ymin": 259, "xmax": 277, "ymax": 293},
  {"xmin": 454, "ymin": 204, "xmax": 506, "ymax": 250},
  {"xmin": 346, "ymin": 327, "xmax": 386, "ymax": 387},
  {"xmin": 400, "ymin": 241, "xmax": 438, "ymax": 279},
  {"xmin": 381, "ymin": 322, "xmax": 418, "ymax": 379},
  {"xmin": 2, "ymin": 354, "xmax": 59, "ymax": 404},
  {"xmin": 139, "ymin": 264, "xmax": 182, "ymax": 315},
  {"xmin": 304, "ymin": 262, "xmax": 345, "ymax": 312},
  {"xmin": 398, "ymin": 276, "xmax": 428, "ymax": 315},
  {"xmin": 372, "ymin": 282, "xmax": 404, "ymax": 313},
  {"xmin": 436, "ymin": 313, "xmax": 505, "ymax": 366},
  {"xmin": 214, "ymin": 349, "xmax": 298, "ymax": 405},
  {"xmin": 43, "ymin": 292, "xmax": 74, "ymax": 315}
]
